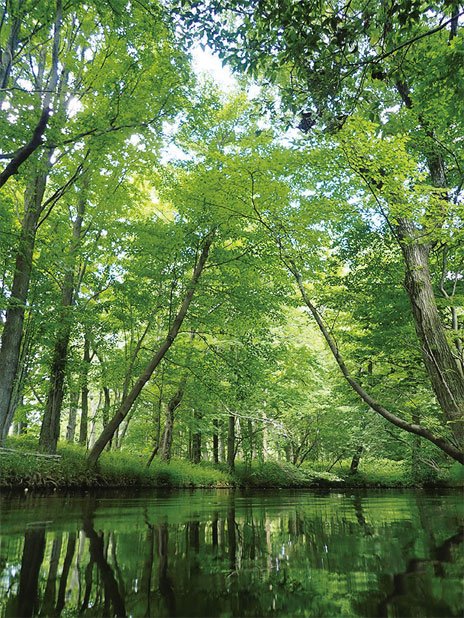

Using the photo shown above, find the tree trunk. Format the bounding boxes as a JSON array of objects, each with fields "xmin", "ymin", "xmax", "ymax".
[
  {"xmin": 290, "ymin": 262, "xmax": 464, "ymax": 463},
  {"xmin": 39, "ymin": 188, "xmax": 86, "ymax": 453},
  {"xmin": 115, "ymin": 407, "xmax": 134, "ymax": 449},
  {"xmin": 87, "ymin": 230, "xmax": 214, "ymax": 467},
  {"xmin": 213, "ymin": 418, "xmax": 219, "ymax": 464},
  {"xmin": 159, "ymin": 383, "xmax": 186, "ymax": 461},
  {"xmin": 79, "ymin": 334, "xmax": 91, "ymax": 447},
  {"xmin": 39, "ymin": 332, "xmax": 71, "ymax": 452},
  {"xmin": 102, "ymin": 386, "xmax": 111, "ymax": 429},
  {"xmin": 0, "ymin": 0, "xmax": 62, "ymax": 188},
  {"xmin": 192, "ymin": 410, "xmax": 201, "ymax": 464},
  {"xmin": 3, "ymin": 325, "xmax": 32, "ymax": 440},
  {"xmin": 66, "ymin": 389, "xmax": 79, "ymax": 442},
  {"xmin": 398, "ymin": 219, "xmax": 464, "ymax": 449},
  {"xmin": 0, "ymin": 5, "xmax": 21, "ymax": 108},
  {"xmin": 349, "ymin": 445, "xmax": 363, "ymax": 474},
  {"xmin": 227, "ymin": 413, "xmax": 235, "ymax": 472},
  {"xmin": 0, "ymin": 170, "xmax": 48, "ymax": 442}
]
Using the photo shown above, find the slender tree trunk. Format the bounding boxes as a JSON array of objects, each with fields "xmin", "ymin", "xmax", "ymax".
[
  {"xmin": 115, "ymin": 407, "xmax": 134, "ymax": 449},
  {"xmin": 0, "ymin": 4, "xmax": 21, "ymax": 108},
  {"xmin": 213, "ymin": 418, "xmax": 219, "ymax": 464},
  {"xmin": 159, "ymin": 382, "xmax": 186, "ymax": 461},
  {"xmin": 0, "ymin": 170, "xmax": 48, "ymax": 442},
  {"xmin": 39, "ymin": 189, "xmax": 86, "ymax": 453},
  {"xmin": 398, "ymin": 219, "xmax": 464, "ymax": 449},
  {"xmin": 0, "ymin": 0, "xmax": 62, "ymax": 188},
  {"xmin": 102, "ymin": 386, "xmax": 110, "ymax": 428},
  {"xmin": 79, "ymin": 334, "xmax": 91, "ymax": 447},
  {"xmin": 192, "ymin": 410, "xmax": 201, "ymax": 464},
  {"xmin": 227, "ymin": 413, "xmax": 235, "ymax": 472},
  {"xmin": 66, "ymin": 389, "xmax": 79, "ymax": 442},
  {"xmin": 3, "ymin": 325, "xmax": 32, "ymax": 439},
  {"xmin": 393, "ymin": 80, "xmax": 464, "ymax": 450},
  {"xmin": 87, "ymin": 231, "xmax": 215, "ymax": 467},
  {"xmin": 350, "ymin": 445, "xmax": 363, "ymax": 474},
  {"xmin": 247, "ymin": 418, "xmax": 253, "ymax": 461}
]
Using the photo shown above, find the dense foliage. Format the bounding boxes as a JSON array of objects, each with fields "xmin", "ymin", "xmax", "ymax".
[{"xmin": 0, "ymin": 0, "xmax": 462, "ymax": 482}]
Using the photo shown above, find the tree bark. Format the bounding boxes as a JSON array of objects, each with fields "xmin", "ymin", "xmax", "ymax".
[
  {"xmin": 66, "ymin": 389, "xmax": 79, "ymax": 442},
  {"xmin": 227, "ymin": 413, "xmax": 235, "ymax": 472},
  {"xmin": 350, "ymin": 445, "xmax": 363, "ymax": 474},
  {"xmin": 79, "ymin": 333, "xmax": 91, "ymax": 447},
  {"xmin": 213, "ymin": 418, "xmax": 219, "ymax": 464},
  {"xmin": 192, "ymin": 410, "xmax": 201, "ymax": 464},
  {"xmin": 397, "ymin": 219, "xmax": 464, "ymax": 449},
  {"xmin": 0, "ymin": 0, "xmax": 62, "ymax": 188},
  {"xmin": 159, "ymin": 381, "xmax": 186, "ymax": 461},
  {"xmin": 0, "ymin": 170, "xmax": 49, "ymax": 441},
  {"xmin": 289, "ymin": 261, "xmax": 464, "ymax": 463},
  {"xmin": 39, "ymin": 188, "xmax": 86, "ymax": 452},
  {"xmin": 0, "ymin": 3, "xmax": 21, "ymax": 108},
  {"xmin": 87, "ymin": 230, "xmax": 215, "ymax": 466}
]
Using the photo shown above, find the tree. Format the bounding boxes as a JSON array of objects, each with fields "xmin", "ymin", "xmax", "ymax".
[
  {"xmin": 0, "ymin": 0, "xmax": 191, "ymax": 444},
  {"xmin": 172, "ymin": 0, "xmax": 464, "ymax": 460}
]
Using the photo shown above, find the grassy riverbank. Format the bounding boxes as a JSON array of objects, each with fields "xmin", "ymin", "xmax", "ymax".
[{"xmin": 1, "ymin": 437, "xmax": 462, "ymax": 490}]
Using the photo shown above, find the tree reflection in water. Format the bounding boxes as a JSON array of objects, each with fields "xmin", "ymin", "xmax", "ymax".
[{"xmin": 0, "ymin": 491, "xmax": 462, "ymax": 617}]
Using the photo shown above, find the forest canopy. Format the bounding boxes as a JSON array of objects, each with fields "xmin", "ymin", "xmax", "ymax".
[{"xmin": 0, "ymin": 0, "xmax": 462, "ymax": 477}]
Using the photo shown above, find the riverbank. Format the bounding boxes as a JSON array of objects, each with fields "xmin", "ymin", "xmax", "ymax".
[{"xmin": 1, "ymin": 438, "xmax": 462, "ymax": 490}]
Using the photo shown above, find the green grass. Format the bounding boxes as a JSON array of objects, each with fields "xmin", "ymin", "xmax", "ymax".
[
  {"xmin": 1, "ymin": 437, "xmax": 460, "ymax": 490},
  {"xmin": 234, "ymin": 460, "xmax": 342, "ymax": 488},
  {"xmin": 305, "ymin": 457, "xmax": 462, "ymax": 488},
  {"xmin": 0, "ymin": 436, "xmax": 232, "ymax": 489}
]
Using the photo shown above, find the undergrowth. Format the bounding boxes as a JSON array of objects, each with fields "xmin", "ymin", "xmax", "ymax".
[
  {"xmin": 0, "ymin": 437, "xmax": 460, "ymax": 490},
  {"xmin": 0, "ymin": 437, "xmax": 232, "ymax": 489}
]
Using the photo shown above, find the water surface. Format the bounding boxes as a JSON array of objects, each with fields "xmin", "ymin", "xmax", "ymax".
[{"xmin": 0, "ymin": 489, "xmax": 462, "ymax": 617}]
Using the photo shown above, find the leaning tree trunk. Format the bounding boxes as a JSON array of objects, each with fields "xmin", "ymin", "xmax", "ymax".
[
  {"xmin": 398, "ymin": 218, "xmax": 464, "ymax": 449},
  {"xmin": 289, "ymin": 261, "xmax": 464, "ymax": 463},
  {"xmin": 87, "ymin": 230, "xmax": 215, "ymax": 467},
  {"xmin": 0, "ymin": 170, "xmax": 48, "ymax": 441}
]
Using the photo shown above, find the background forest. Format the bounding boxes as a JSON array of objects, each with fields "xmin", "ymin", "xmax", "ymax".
[{"xmin": 0, "ymin": 0, "xmax": 463, "ymax": 487}]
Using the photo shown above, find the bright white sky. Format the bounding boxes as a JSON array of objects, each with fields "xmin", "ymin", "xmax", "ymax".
[{"xmin": 190, "ymin": 45, "xmax": 238, "ymax": 91}]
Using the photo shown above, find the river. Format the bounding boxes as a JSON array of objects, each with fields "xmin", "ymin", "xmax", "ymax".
[{"xmin": 0, "ymin": 489, "xmax": 462, "ymax": 617}]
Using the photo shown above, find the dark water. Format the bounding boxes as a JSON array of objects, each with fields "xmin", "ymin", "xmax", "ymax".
[{"xmin": 0, "ymin": 490, "xmax": 462, "ymax": 618}]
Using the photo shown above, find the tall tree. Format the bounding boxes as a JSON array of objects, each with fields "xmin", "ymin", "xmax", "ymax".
[{"xmin": 172, "ymin": 0, "xmax": 464, "ymax": 459}]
